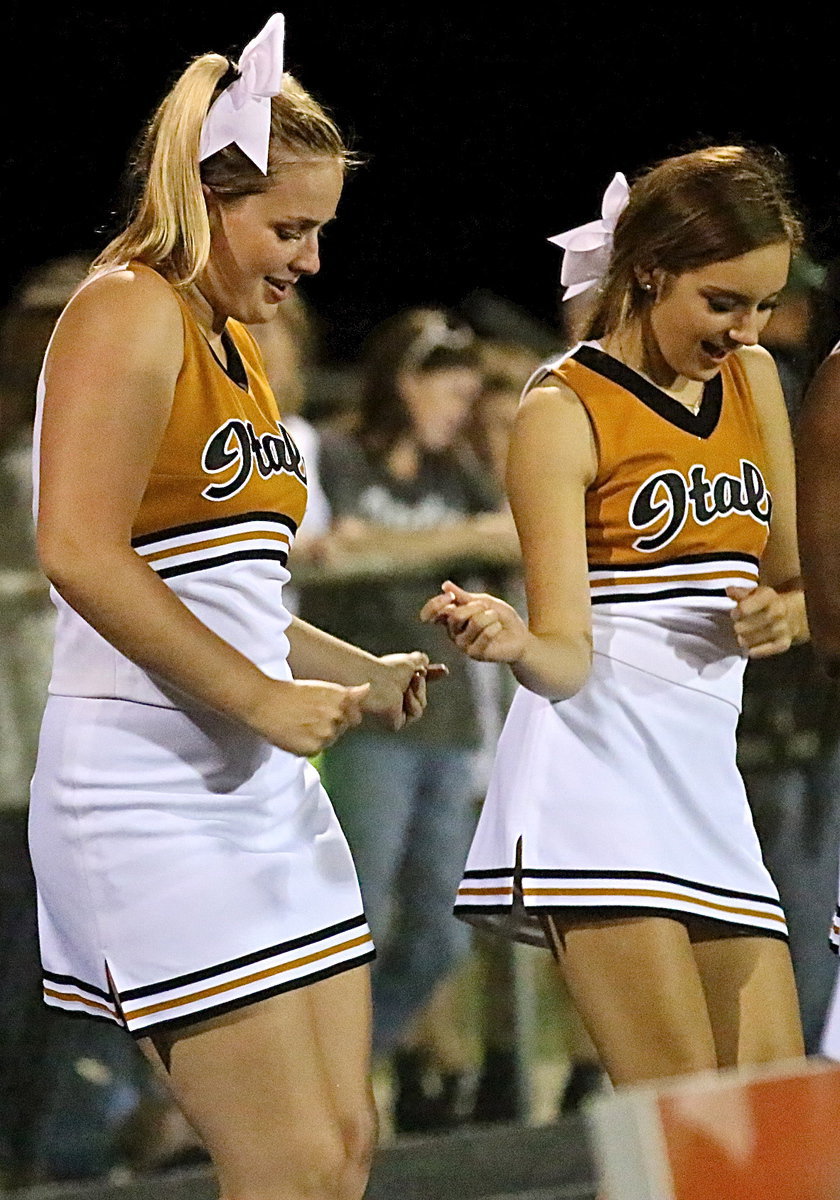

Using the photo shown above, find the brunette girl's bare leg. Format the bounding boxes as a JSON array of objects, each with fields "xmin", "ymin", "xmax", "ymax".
[
  {"xmin": 138, "ymin": 965, "xmax": 376, "ymax": 1200},
  {"xmin": 689, "ymin": 926, "xmax": 804, "ymax": 1067},
  {"xmin": 542, "ymin": 914, "xmax": 719, "ymax": 1085}
]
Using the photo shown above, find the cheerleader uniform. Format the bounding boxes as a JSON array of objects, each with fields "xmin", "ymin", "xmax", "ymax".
[
  {"xmin": 29, "ymin": 265, "xmax": 374, "ymax": 1037},
  {"xmin": 817, "ymin": 344, "xmax": 840, "ymax": 1061},
  {"xmin": 455, "ymin": 343, "xmax": 788, "ymax": 947}
]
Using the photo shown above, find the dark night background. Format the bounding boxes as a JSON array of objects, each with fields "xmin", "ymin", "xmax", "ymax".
[{"xmin": 6, "ymin": 3, "xmax": 840, "ymax": 358}]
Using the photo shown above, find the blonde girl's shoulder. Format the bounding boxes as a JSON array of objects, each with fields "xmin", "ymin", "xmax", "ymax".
[
  {"xmin": 63, "ymin": 263, "xmax": 183, "ymax": 328},
  {"xmin": 46, "ymin": 264, "xmax": 184, "ymax": 378}
]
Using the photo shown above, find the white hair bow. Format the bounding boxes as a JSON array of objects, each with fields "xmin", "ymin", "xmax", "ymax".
[
  {"xmin": 199, "ymin": 13, "xmax": 285, "ymax": 174},
  {"xmin": 548, "ymin": 172, "xmax": 630, "ymax": 301}
]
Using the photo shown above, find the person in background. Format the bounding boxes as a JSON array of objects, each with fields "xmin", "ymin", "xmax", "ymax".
[
  {"xmin": 467, "ymin": 341, "xmax": 606, "ymax": 1121},
  {"xmin": 249, "ymin": 289, "xmax": 332, "ymax": 550},
  {"xmin": 0, "ymin": 262, "xmax": 62, "ymax": 1185},
  {"xmin": 791, "ymin": 321, "xmax": 840, "ymax": 1061},
  {"xmin": 467, "ymin": 341, "xmax": 540, "ymax": 492},
  {"xmin": 737, "ymin": 253, "xmax": 840, "ymax": 1054},
  {"xmin": 303, "ymin": 307, "xmax": 519, "ymax": 1131},
  {"xmin": 0, "ymin": 258, "xmax": 194, "ymax": 1184},
  {"xmin": 761, "ymin": 252, "xmax": 826, "ymax": 412}
]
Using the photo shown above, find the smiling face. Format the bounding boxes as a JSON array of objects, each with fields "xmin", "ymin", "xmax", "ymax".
[
  {"xmin": 645, "ymin": 241, "xmax": 792, "ymax": 381},
  {"xmin": 200, "ymin": 156, "xmax": 344, "ymax": 324}
]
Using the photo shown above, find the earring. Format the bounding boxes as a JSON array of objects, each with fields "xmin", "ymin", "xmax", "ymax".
[{"xmin": 641, "ymin": 281, "xmax": 653, "ymax": 292}]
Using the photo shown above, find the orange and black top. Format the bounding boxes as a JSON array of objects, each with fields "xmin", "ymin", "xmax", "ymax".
[
  {"xmin": 36, "ymin": 264, "xmax": 308, "ymax": 705},
  {"xmin": 528, "ymin": 342, "xmax": 771, "ymax": 701}
]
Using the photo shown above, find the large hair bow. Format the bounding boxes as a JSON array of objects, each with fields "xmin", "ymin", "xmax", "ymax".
[
  {"xmin": 548, "ymin": 173, "xmax": 630, "ymax": 300},
  {"xmin": 199, "ymin": 13, "xmax": 285, "ymax": 174}
]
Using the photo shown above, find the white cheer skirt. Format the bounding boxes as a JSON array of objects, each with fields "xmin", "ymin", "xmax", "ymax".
[
  {"xmin": 29, "ymin": 695, "xmax": 373, "ymax": 1036},
  {"xmin": 819, "ymin": 883, "xmax": 840, "ymax": 1058},
  {"xmin": 455, "ymin": 652, "xmax": 786, "ymax": 947}
]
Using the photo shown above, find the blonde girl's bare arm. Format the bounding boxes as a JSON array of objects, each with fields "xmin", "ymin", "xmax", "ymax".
[{"xmin": 37, "ymin": 268, "xmax": 364, "ymax": 753}]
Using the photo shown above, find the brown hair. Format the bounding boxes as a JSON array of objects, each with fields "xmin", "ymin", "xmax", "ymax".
[
  {"xmin": 584, "ymin": 145, "xmax": 803, "ymax": 340},
  {"xmin": 94, "ymin": 55, "xmax": 353, "ymax": 286},
  {"xmin": 359, "ymin": 308, "xmax": 480, "ymax": 453}
]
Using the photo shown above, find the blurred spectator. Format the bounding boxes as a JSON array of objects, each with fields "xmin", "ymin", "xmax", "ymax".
[
  {"xmin": 0, "ymin": 258, "xmax": 89, "ymax": 1183},
  {"xmin": 466, "ymin": 339, "xmax": 606, "ymax": 1122},
  {"xmin": 249, "ymin": 290, "xmax": 332, "ymax": 545},
  {"xmin": 302, "ymin": 307, "xmax": 518, "ymax": 1132},
  {"xmin": 466, "ymin": 341, "xmax": 538, "ymax": 805},
  {"xmin": 468, "ymin": 341, "xmax": 540, "ymax": 492},
  {"xmin": 761, "ymin": 251, "xmax": 827, "ymax": 412},
  {"xmin": 459, "ymin": 290, "xmax": 562, "ymax": 361},
  {"xmin": 739, "ymin": 251, "xmax": 840, "ymax": 1053},
  {"xmin": 0, "ymin": 260, "xmax": 196, "ymax": 1184}
]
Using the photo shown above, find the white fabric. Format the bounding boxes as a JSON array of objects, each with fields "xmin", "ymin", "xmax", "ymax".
[
  {"xmin": 45, "ymin": 560, "xmax": 295, "ymax": 707},
  {"xmin": 455, "ymin": 653, "xmax": 785, "ymax": 947},
  {"xmin": 199, "ymin": 13, "xmax": 285, "ymax": 174},
  {"xmin": 30, "ymin": 694, "xmax": 371, "ymax": 1033},
  {"xmin": 589, "ymin": 605, "xmax": 748, "ymax": 710},
  {"xmin": 822, "ymin": 968, "xmax": 840, "ymax": 1060},
  {"xmin": 548, "ymin": 173, "xmax": 630, "ymax": 300},
  {"xmin": 0, "ymin": 433, "xmax": 53, "ymax": 810},
  {"xmin": 284, "ymin": 416, "xmax": 331, "ymax": 536},
  {"xmin": 823, "ymin": 868, "xmax": 840, "ymax": 1056}
]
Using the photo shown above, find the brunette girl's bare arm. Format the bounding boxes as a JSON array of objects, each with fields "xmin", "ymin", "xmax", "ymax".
[
  {"xmin": 730, "ymin": 345, "xmax": 807, "ymax": 657},
  {"xmin": 795, "ymin": 351, "xmax": 840, "ymax": 671},
  {"xmin": 37, "ymin": 268, "xmax": 366, "ymax": 755},
  {"xmin": 421, "ymin": 383, "xmax": 595, "ymax": 701}
]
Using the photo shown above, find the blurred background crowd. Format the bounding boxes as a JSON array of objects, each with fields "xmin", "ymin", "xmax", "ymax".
[{"xmin": 2, "ymin": 243, "xmax": 840, "ymax": 1188}]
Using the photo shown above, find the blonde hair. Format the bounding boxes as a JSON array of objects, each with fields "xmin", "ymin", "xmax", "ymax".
[
  {"xmin": 94, "ymin": 55, "xmax": 352, "ymax": 286},
  {"xmin": 584, "ymin": 145, "xmax": 803, "ymax": 341}
]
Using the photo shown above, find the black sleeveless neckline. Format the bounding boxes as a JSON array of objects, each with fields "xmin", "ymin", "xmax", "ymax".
[
  {"xmin": 572, "ymin": 344, "xmax": 723, "ymax": 439},
  {"xmin": 207, "ymin": 327, "xmax": 250, "ymax": 393}
]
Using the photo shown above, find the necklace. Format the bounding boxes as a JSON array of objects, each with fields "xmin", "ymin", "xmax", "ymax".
[
  {"xmin": 601, "ymin": 332, "xmax": 704, "ymax": 416},
  {"xmin": 627, "ymin": 362, "xmax": 704, "ymax": 415}
]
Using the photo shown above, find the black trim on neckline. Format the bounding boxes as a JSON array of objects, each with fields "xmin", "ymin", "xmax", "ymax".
[
  {"xmin": 572, "ymin": 344, "xmax": 723, "ymax": 439},
  {"xmin": 207, "ymin": 328, "xmax": 250, "ymax": 392}
]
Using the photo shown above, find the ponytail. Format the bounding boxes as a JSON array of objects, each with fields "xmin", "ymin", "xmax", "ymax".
[
  {"xmin": 94, "ymin": 54, "xmax": 228, "ymax": 285},
  {"xmin": 95, "ymin": 53, "xmax": 353, "ymax": 288}
]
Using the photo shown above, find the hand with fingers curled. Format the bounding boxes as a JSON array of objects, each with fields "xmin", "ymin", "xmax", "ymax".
[
  {"xmin": 420, "ymin": 580, "xmax": 529, "ymax": 663},
  {"xmin": 726, "ymin": 584, "xmax": 802, "ymax": 659},
  {"xmin": 364, "ymin": 651, "xmax": 448, "ymax": 731},
  {"xmin": 247, "ymin": 678, "xmax": 372, "ymax": 757}
]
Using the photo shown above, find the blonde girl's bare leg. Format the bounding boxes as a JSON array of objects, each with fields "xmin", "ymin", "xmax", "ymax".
[
  {"xmin": 689, "ymin": 926, "xmax": 804, "ymax": 1068},
  {"xmin": 138, "ymin": 964, "xmax": 376, "ymax": 1200},
  {"xmin": 542, "ymin": 913, "xmax": 719, "ymax": 1086},
  {"xmin": 305, "ymin": 966, "xmax": 378, "ymax": 1198}
]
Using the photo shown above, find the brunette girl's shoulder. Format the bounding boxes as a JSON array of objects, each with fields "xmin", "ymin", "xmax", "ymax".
[
  {"xmin": 519, "ymin": 377, "xmax": 587, "ymax": 422},
  {"xmin": 733, "ymin": 343, "xmax": 779, "ymax": 391}
]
